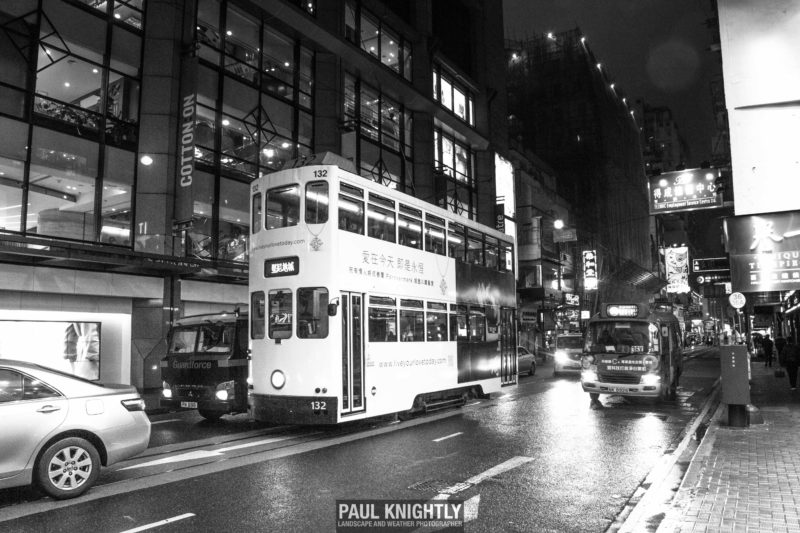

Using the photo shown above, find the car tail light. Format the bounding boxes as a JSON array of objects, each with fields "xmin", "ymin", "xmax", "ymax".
[{"xmin": 121, "ymin": 398, "xmax": 146, "ymax": 412}]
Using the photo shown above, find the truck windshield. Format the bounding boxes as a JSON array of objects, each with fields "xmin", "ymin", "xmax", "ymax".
[
  {"xmin": 586, "ymin": 322, "xmax": 656, "ymax": 354},
  {"xmin": 168, "ymin": 323, "xmax": 235, "ymax": 354}
]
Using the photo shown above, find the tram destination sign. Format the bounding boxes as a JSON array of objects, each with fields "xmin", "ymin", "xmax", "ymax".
[
  {"xmin": 264, "ymin": 256, "xmax": 299, "ymax": 277},
  {"xmin": 648, "ymin": 169, "xmax": 723, "ymax": 215}
]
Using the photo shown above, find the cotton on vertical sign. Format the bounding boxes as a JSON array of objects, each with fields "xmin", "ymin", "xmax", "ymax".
[
  {"xmin": 174, "ymin": 57, "xmax": 198, "ymax": 229},
  {"xmin": 665, "ymin": 246, "xmax": 690, "ymax": 293}
]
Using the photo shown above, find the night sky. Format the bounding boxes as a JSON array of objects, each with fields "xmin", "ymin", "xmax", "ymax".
[{"xmin": 503, "ymin": 0, "xmax": 720, "ymax": 167}]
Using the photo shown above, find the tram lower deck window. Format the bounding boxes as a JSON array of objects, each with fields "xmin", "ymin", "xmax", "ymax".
[
  {"xmin": 297, "ymin": 287, "xmax": 329, "ymax": 339},
  {"xmin": 268, "ymin": 289, "xmax": 293, "ymax": 339}
]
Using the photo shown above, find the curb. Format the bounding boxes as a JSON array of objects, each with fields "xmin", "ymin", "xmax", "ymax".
[{"xmin": 610, "ymin": 377, "xmax": 721, "ymax": 533}]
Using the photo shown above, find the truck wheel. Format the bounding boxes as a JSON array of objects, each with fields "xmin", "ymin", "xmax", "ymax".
[{"xmin": 199, "ymin": 408, "xmax": 224, "ymax": 421}]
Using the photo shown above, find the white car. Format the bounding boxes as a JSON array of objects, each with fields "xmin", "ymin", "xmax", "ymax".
[
  {"xmin": 553, "ymin": 334, "xmax": 585, "ymax": 375},
  {"xmin": 517, "ymin": 346, "xmax": 537, "ymax": 376},
  {"xmin": 0, "ymin": 359, "xmax": 151, "ymax": 499}
]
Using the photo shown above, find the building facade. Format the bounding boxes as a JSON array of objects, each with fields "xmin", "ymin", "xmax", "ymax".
[{"xmin": 0, "ymin": 0, "xmax": 509, "ymax": 388}]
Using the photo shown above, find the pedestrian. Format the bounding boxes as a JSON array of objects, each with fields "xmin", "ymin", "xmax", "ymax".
[
  {"xmin": 763, "ymin": 334, "xmax": 775, "ymax": 367},
  {"xmin": 775, "ymin": 334, "xmax": 787, "ymax": 361},
  {"xmin": 783, "ymin": 337, "xmax": 800, "ymax": 390}
]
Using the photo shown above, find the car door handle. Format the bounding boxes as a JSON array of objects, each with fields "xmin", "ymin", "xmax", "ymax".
[{"xmin": 36, "ymin": 405, "xmax": 61, "ymax": 413}]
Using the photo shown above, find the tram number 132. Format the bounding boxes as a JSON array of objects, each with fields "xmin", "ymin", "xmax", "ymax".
[{"xmin": 311, "ymin": 401, "xmax": 327, "ymax": 410}]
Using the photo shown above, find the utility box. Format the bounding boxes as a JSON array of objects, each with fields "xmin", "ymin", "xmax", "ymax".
[{"xmin": 720, "ymin": 345, "xmax": 751, "ymax": 427}]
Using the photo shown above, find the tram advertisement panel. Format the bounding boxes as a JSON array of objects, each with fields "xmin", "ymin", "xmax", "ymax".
[{"xmin": 455, "ymin": 262, "xmax": 515, "ymax": 383}]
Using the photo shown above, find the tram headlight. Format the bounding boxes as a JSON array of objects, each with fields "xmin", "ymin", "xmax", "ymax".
[
  {"xmin": 554, "ymin": 350, "xmax": 568, "ymax": 363},
  {"xmin": 581, "ymin": 355, "xmax": 595, "ymax": 369},
  {"xmin": 161, "ymin": 381, "xmax": 172, "ymax": 399},
  {"xmin": 271, "ymin": 370, "xmax": 286, "ymax": 390},
  {"xmin": 643, "ymin": 355, "xmax": 660, "ymax": 372}
]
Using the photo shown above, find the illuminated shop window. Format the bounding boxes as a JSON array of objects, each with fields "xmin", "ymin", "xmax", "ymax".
[
  {"xmin": 432, "ymin": 64, "xmax": 475, "ymax": 127},
  {"xmin": 345, "ymin": 0, "xmax": 412, "ymax": 81}
]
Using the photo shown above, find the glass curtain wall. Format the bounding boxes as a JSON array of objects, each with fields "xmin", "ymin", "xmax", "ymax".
[
  {"xmin": 0, "ymin": 0, "xmax": 142, "ymax": 244},
  {"xmin": 342, "ymin": 74, "xmax": 413, "ymax": 191},
  {"xmin": 434, "ymin": 128, "xmax": 476, "ymax": 220},
  {"xmin": 193, "ymin": 0, "xmax": 314, "ymax": 262}
]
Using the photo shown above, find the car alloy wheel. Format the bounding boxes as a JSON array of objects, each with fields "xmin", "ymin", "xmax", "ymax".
[{"xmin": 36, "ymin": 437, "xmax": 100, "ymax": 499}]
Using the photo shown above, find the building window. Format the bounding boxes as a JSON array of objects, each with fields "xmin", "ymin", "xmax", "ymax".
[
  {"xmin": 434, "ymin": 129, "xmax": 476, "ymax": 219},
  {"xmin": 344, "ymin": 0, "xmax": 412, "ymax": 81},
  {"xmin": 342, "ymin": 74, "xmax": 413, "ymax": 190},
  {"xmin": 432, "ymin": 64, "xmax": 475, "ymax": 126}
]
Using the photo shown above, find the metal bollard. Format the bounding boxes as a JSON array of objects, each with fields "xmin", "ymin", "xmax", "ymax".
[{"xmin": 720, "ymin": 345, "xmax": 750, "ymax": 428}]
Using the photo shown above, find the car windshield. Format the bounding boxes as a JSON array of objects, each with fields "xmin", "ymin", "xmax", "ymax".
[
  {"xmin": 586, "ymin": 321, "xmax": 656, "ymax": 354},
  {"xmin": 557, "ymin": 336, "xmax": 583, "ymax": 349}
]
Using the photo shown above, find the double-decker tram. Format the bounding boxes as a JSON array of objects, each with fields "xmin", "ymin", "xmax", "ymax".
[{"xmin": 248, "ymin": 153, "xmax": 517, "ymax": 424}]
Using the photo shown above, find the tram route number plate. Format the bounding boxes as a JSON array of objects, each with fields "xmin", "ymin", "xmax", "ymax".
[{"xmin": 181, "ymin": 401, "xmax": 198, "ymax": 408}]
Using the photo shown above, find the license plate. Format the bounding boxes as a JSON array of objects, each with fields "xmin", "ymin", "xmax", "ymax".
[
  {"xmin": 609, "ymin": 387, "xmax": 628, "ymax": 393},
  {"xmin": 180, "ymin": 401, "xmax": 198, "ymax": 408}
]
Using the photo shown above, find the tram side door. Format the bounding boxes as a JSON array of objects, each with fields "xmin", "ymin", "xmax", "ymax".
[
  {"xmin": 500, "ymin": 307, "xmax": 517, "ymax": 384},
  {"xmin": 341, "ymin": 292, "xmax": 365, "ymax": 415}
]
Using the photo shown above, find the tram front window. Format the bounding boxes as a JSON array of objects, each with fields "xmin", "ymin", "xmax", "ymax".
[
  {"xmin": 268, "ymin": 289, "xmax": 293, "ymax": 339},
  {"xmin": 297, "ymin": 287, "xmax": 329, "ymax": 339}
]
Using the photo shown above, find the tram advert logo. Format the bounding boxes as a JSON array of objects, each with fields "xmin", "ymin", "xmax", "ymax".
[{"xmin": 336, "ymin": 499, "xmax": 464, "ymax": 531}]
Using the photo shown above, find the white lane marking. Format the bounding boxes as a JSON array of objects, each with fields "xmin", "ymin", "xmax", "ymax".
[
  {"xmin": 119, "ymin": 434, "xmax": 320, "ymax": 470},
  {"xmin": 119, "ymin": 513, "xmax": 195, "ymax": 533},
  {"xmin": 464, "ymin": 494, "xmax": 480, "ymax": 522},
  {"xmin": 432, "ymin": 432, "xmax": 463, "ymax": 442},
  {"xmin": 149, "ymin": 419, "xmax": 182, "ymax": 425},
  {"xmin": 433, "ymin": 456, "xmax": 535, "ymax": 498},
  {"xmin": 466, "ymin": 401, "xmax": 481, "ymax": 406}
]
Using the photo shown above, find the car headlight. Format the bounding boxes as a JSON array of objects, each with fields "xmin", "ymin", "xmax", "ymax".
[
  {"xmin": 554, "ymin": 350, "xmax": 568, "ymax": 363},
  {"xmin": 582, "ymin": 369, "xmax": 598, "ymax": 382},
  {"xmin": 581, "ymin": 355, "xmax": 595, "ymax": 369},
  {"xmin": 161, "ymin": 381, "xmax": 172, "ymax": 399},
  {"xmin": 271, "ymin": 370, "xmax": 286, "ymax": 389},
  {"xmin": 641, "ymin": 373, "xmax": 661, "ymax": 386}
]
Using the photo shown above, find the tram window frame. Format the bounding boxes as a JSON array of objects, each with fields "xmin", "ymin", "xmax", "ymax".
[
  {"xmin": 251, "ymin": 193, "xmax": 262, "ymax": 234},
  {"xmin": 448, "ymin": 223, "xmax": 466, "ymax": 261},
  {"xmin": 251, "ymin": 290, "xmax": 265, "ymax": 339},
  {"xmin": 338, "ymin": 193, "xmax": 365, "ymax": 234},
  {"xmin": 500, "ymin": 240, "xmax": 513, "ymax": 273},
  {"xmin": 485, "ymin": 236, "xmax": 499, "ymax": 270},
  {"xmin": 426, "ymin": 301, "xmax": 448, "ymax": 341},
  {"xmin": 399, "ymin": 309, "xmax": 424, "ymax": 342},
  {"xmin": 305, "ymin": 181, "xmax": 329, "ymax": 225},
  {"xmin": 268, "ymin": 289, "xmax": 293, "ymax": 339},
  {"xmin": 266, "ymin": 184, "xmax": 300, "ymax": 230},
  {"xmin": 425, "ymin": 221, "xmax": 446, "ymax": 256},
  {"xmin": 398, "ymin": 213, "xmax": 423, "ymax": 250},
  {"xmin": 466, "ymin": 229, "xmax": 484, "ymax": 266},
  {"xmin": 368, "ymin": 296, "xmax": 397, "ymax": 342},
  {"xmin": 367, "ymin": 203, "xmax": 396, "ymax": 243},
  {"xmin": 469, "ymin": 307, "xmax": 486, "ymax": 342},
  {"xmin": 449, "ymin": 304, "xmax": 468, "ymax": 341},
  {"xmin": 297, "ymin": 287, "xmax": 329, "ymax": 339}
]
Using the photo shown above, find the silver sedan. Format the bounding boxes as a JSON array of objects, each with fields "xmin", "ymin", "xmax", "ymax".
[{"xmin": 0, "ymin": 359, "xmax": 151, "ymax": 499}]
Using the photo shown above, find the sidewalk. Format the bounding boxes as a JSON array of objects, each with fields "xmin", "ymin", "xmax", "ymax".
[{"xmin": 658, "ymin": 359, "xmax": 800, "ymax": 532}]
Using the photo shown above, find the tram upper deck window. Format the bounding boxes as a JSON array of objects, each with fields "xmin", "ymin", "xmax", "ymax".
[
  {"xmin": 485, "ymin": 236, "xmax": 499, "ymax": 270},
  {"xmin": 398, "ymin": 214, "xmax": 422, "ymax": 250},
  {"xmin": 266, "ymin": 185, "xmax": 300, "ymax": 229},
  {"xmin": 500, "ymin": 240, "xmax": 513, "ymax": 272},
  {"xmin": 338, "ymin": 195, "xmax": 364, "ymax": 234},
  {"xmin": 252, "ymin": 193, "xmax": 262, "ymax": 233},
  {"xmin": 368, "ymin": 296, "xmax": 397, "ymax": 342},
  {"xmin": 297, "ymin": 287, "xmax": 329, "ymax": 339},
  {"xmin": 268, "ymin": 289, "xmax": 293, "ymax": 339},
  {"xmin": 425, "ymin": 214, "xmax": 446, "ymax": 256},
  {"xmin": 305, "ymin": 181, "xmax": 329, "ymax": 224},
  {"xmin": 466, "ymin": 229, "xmax": 484, "ymax": 265},
  {"xmin": 448, "ymin": 223, "xmax": 466, "ymax": 260},
  {"xmin": 367, "ymin": 203, "xmax": 396, "ymax": 243},
  {"xmin": 426, "ymin": 302, "xmax": 448, "ymax": 341}
]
